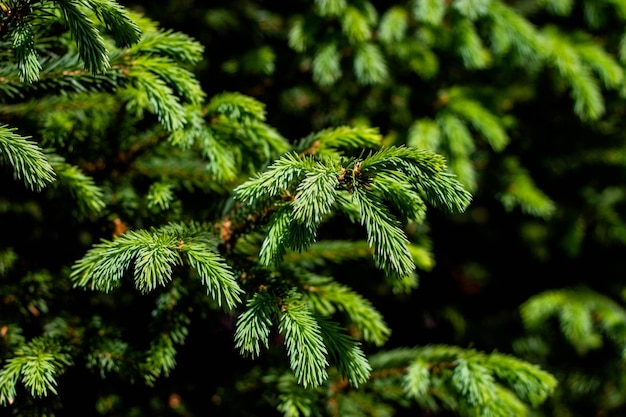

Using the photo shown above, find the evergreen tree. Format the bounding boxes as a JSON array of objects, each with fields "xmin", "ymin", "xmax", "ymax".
[{"xmin": 2, "ymin": 0, "xmax": 626, "ymax": 416}]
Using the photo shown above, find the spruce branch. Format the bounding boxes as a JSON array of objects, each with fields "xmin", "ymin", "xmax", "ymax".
[
  {"xmin": 340, "ymin": 6, "xmax": 371, "ymax": 44},
  {"xmin": 351, "ymin": 184, "xmax": 415, "ymax": 279},
  {"xmin": 293, "ymin": 125, "xmax": 381, "ymax": 157},
  {"xmin": 207, "ymin": 91, "xmax": 268, "ymax": 123},
  {"xmin": 11, "ymin": 19, "xmax": 40, "ymax": 83},
  {"xmin": 453, "ymin": 18, "xmax": 491, "ymax": 69},
  {"xmin": 404, "ymin": 358, "xmax": 430, "ymax": 398},
  {"xmin": 312, "ymin": 42, "xmax": 342, "ymax": 86},
  {"xmin": 122, "ymin": 63, "xmax": 187, "ymax": 131},
  {"xmin": 576, "ymin": 37, "xmax": 624, "ymax": 89},
  {"xmin": 452, "ymin": 0, "xmax": 492, "ymax": 20},
  {"xmin": 0, "ymin": 124, "xmax": 55, "ymax": 190},
  {"xmin": 85, "ymin": 337, "xmax": 129, "ymax": 379},
  {"xmin": 129, "ymin": 27, "xmax": 204, "ymax": 65},
  {"xmin": 438, "ymin": 112, "xmax": 475, "ymax": 159},
  {"xmin": 142, "ymin": 333, "xmax": 178, "ymax": 384},
  {"xmin": 279, "ymin": 292, "xmax": 329, "ymax": 388},
  {"xmin": 497, "ymin": 156, "xmax": 556, "ymax": 219},
  {"xmin": 291, "ymin": 166, "xmax": 339, "ymax": 226},
  {"xmin": 544, "ymin": 25, "xmax": 605, "ymax": 120},
  {"xmin": 258, "ymin": 205, "xmax": 318, "ymax": 265},
  {"xmin": 48, "ymin": 153, "xmax": 106, "ymax": 215},
  {"xmin": 521, "ymin": 287, "xmax": 626, "ymax": 356},
  {"xmin": 412, "ymin": 0, "xmax": 446, "ymax": 26},
  {"xmin": 353, "ymin": 42, "xmax": 388, "ymax": 85},
  {"xmin": 378, "ymin": 6, "xmax": 408, "ymax": 44},
  {"xmin": 287, "ymin": 16, "xmax": 309, "ymax": 53},
  {"xmin": 302, "ymin": 275, "xmax": 391, "ymax": 346},
  {"xmin": 452, "ymin": 356, "xmax": 497, "ymax": 406},
  {"xmin": 234, "ymin": 151, "xmax": 309, "ymax": 205},
  {"xmin": 71, "ymin": 224, "xmax": 242, "ymax": 308},
  {"xmin": 234, "ymin": 290, "xmax": 277, "ymax": 358},
  {"xmin": 146, "ymin": 180, "xmax": 175, "ymax": 210},
  {"xmin": 181, "ymin": 236, "xmax": 243, "ymax": 309},
  {"xmin": 256, "ymin": 206, "xmax": 291, "ymax": 265},
  {"xmin": 0, "ymin": 337, "xmax": 72, "ymax": 405},
  {"xmin": 358, "ymin": 146, "xmax": 472, "ymax": 213},
  {"xmin": 536, "ymin": 0, "xmax": 574, "ymax": 16},
  {"xmin": 313, "ymin": 0, "xmax": 346, "ymax": 17},
  {"xmin": 85, "ymin": 0, "xmax": 142, "ymax": 47},
  {"xmin": 486, "ymin": 1, "xmax": 546, "ymax": 62},
  {"xmin": 54, "ymin": 0, "xmax": 110, "ymax": 73},
  {"xmin": 367, "ymin": 345, "xmax": 557, "ymax": 417},
  {"xmin": 317, "ymin": 318, "xmax": 371, "ymax": 387},
  {"xmin": 407, "ymin": 118, "xmax": 442, "ymax": 150},
  {"xmin": 443, "ymin": 88, "xmax": 510, "ymax": 152},
  {"xmin": 235, "ymin": 143, "xmax": 470, "ymax": 275},
  {"xmin": 0, "ymin": 56, "xmax": 124, "ymax": 101},
  {"xmin": 202, "ymin": 94, "xmax": 290, "ymax": 173},
  {"xmin": 373, "ymin": 170, "xmax": 427, "ymax": 223},
  {"xmin": 484, "ymin": 352, "xmax": 560, "ymax": 407},
  {"xmin": 131, "ymin": 55, "xmax": 205, "ymax": 106}
]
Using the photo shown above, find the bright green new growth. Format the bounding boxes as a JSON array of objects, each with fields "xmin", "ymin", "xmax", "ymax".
[
  {"xmin": 0, "ymin": 337, "xmax": 72, "ymax": 405},
  {"xmin": 0, "ymin": 125, "xmax": 55, "ymax": 190},
  {"xmin": 234, "ymin": 133, "xmax": 472, "ymax": 279},
  {"xmin": 0, "ymin": 0, "xmax": 567, "ymax": 415},
  {"xmin": 71, "ymin": 223, "xmax": 243, "ymax": 308}
]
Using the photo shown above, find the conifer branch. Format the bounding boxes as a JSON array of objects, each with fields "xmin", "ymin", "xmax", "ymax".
[
  {"xmin": 136, "ymin": 283, "xmax": 189, "ymax": 384},
  {"xmin": 278, "ymin": 292, "xmax": 329, "ymax": 388},
  {"xmin": 48, "ymin": 153, "xmax": 106, "ymax": 214},
  {"xmin": 207, "ymin": 91, "xmax": 268, "ymax": 123},
  {"xmin": 353, "ymin": 43, "xmax": 388, "ymax": 85},
  {"xmin": 181, "ymin": 236, "xmax": 243, "ymax": 309},
  {"xmin": 521, "ymin": 287, "xmax": 626, "ymax": 355},
  {"xmin": 54, "ymin": 0, "xmax": 110, "ymax": 73},
  {"xmin": 0, "ymin": 58, "xmax": 123, "ymax": 101},
  {"xmin": 378, "ymin": 6, "xmax": 408, "ymax": 44},
  {"xmin": 453, "ymin": 19, "xmax": 492, "ymax": 69},
  {"xmin": 71, "ymin": 223, "xmax": 242, "ymax": 308},
  {"xmin": 122, "ymin": 65, "xmax": 186, "ymax": 131},
  {"xmin": 497, "ymin": 156, "xmax": 556, "ymax": 218},
  {"xmin": 312, "ymin": 42, "xmax": 342, "ymax": 86},
  {"xmin": 234, "ymin": 290, "xmax": 277, "ymax": 358},
  {"xmin": 412, "ymin": 0, "xmax": 446, "ymax": 26},
  {"xmin": 313, "ymin": 0, "xmax": 346, "ymax": 17},
  {"xmin": 302, "ymin": 275, "xmax": 391, "ymax": 346},
  {"xmin": 351, "ymin": 184, "xmax": 415, "ymax": 279},
  {"xmin": 0, "ymin": 337, "xmax": 72, "ymax": 405},
  {"xmin": 367, "ymin": 345, "xmax": 557, "ymax": 416},
  {"xmin": 131, "ymin": 55, "xmax": 205, "ymax": 106},
  {"xmin": 294, "ymin": 125, "xmax": 381, "ymax": 157},
  {"xmin": 85, "ymin": 0, "xmax": 142, "ymax": 47},
  {"xmin": 11, "ymin": 19, "xmax": 40, "ymax": 83},
  {"xmin": 544, "ymin": 26, "xmax": 605, "ymax": 120},
  {"xmin": 235, "ymin": 143, "xmax": 470, "ymax": 275},
  {"xmin": 340, "ymin": 6, "xmax": 371, "ymax": 44},
  {"xmin": 2, "ymin": 0, "xmax": 597, "ymax": 413},
  {"xmin": 486, "ymin": 1, "xmax": 546, "ymax": 62},
  {"xmin": 129, "ymin": 28, "xmax": 203, "ymax": 65},
  {"xmin": 317, "ymin": 318, "xmax": 371, "ymax": 387},
  {"xmin": 443, "ymin": 88, "xmax": 509, "ymax": 152},
  {"xmin": 407, "ymin": 118, "xmax": 442, "ymax": 150},
  {"xmin": 0, "ymin": 124, "xmax": 55, "ymax": 190}
]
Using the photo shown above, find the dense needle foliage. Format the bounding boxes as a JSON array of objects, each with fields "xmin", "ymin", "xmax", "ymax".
[{"xmin": 2, "ymin": 0, "xmax": 626, "ymax": 416}]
